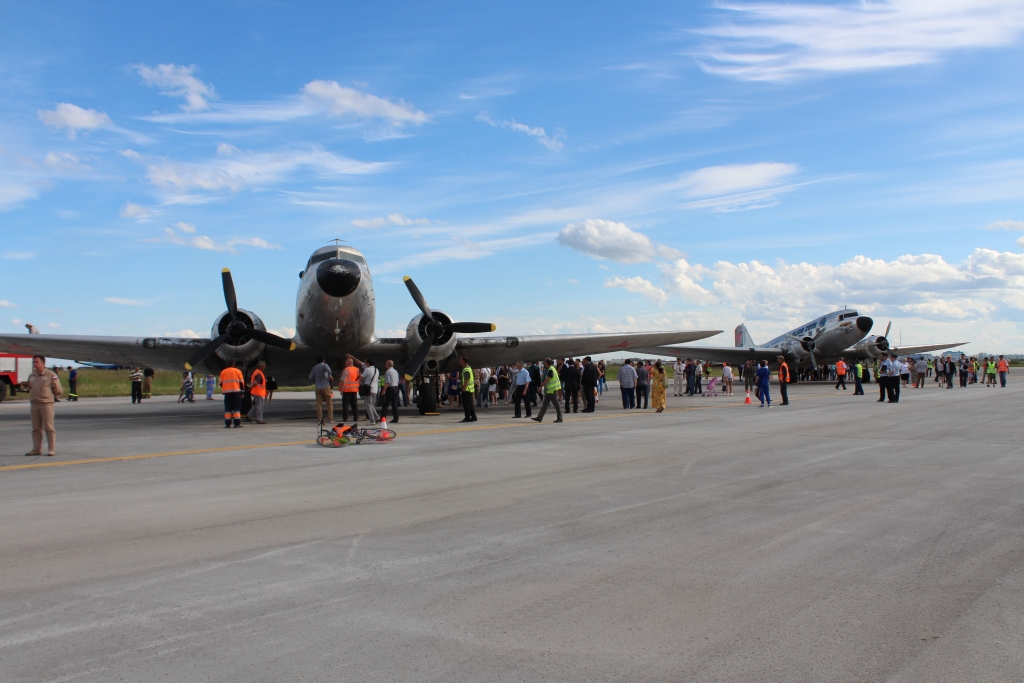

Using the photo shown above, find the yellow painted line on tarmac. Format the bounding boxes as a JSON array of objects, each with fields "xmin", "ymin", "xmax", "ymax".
[
  {"xmin": 1, "ymin": 392, "xmax": 837, "ymax": 472},
  {"xmin": 0, "ymin": 440, "xmax": 310, "ymax": 472}
]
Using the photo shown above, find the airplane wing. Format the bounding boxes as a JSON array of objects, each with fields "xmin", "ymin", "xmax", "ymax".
[
  {"xmin": 628, "ymin": 344, "xmax": 785, "ymax": 364},
  {"xmin": 449, "ymin": 330, "xmax": 722, "ymax": 369},
  {"xmin": 0, "ymin": 333, "xmax": 212, "ymax": 371},
  {"xmin": 869, "ymin": 341, "xmax": 967, "ymax": 357}
]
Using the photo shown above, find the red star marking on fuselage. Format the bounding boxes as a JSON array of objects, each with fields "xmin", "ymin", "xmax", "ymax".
[{"xmin": 606, "ymin": 340, "xmax": 632, "ymax": 350}]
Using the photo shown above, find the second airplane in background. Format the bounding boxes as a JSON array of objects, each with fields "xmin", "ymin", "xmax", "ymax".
[{"xmin": 635, "ymin": 309, "xmax": 965, "ymax": 366}]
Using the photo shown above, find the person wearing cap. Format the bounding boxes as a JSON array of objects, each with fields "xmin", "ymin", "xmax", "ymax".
[{"xmin": 25, "ymin": 354, "xmax": 62, "ymax": 456}]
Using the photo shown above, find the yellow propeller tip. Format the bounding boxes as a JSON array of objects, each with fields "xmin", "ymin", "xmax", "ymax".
[
  {"xmin": 288, "ymin": 342, "xmax": 297, "ymax": 351},
  {"xmin": 184, "ymin": 363, "xmax": 193, "ymax": 371},
  {"xmin": 221, "ymin": 268, "xmax": 230, "ymax": 273},
  {"xmin": 402, "ymin": 275, "xmax": 412, "ymax": 282},
  {"xmin": 489, "ymin": 324, "xmax": 496, "ymax": 331},
  {"xmin": 403, "ymin": 374, "xmax": 414, "ymax": 381}
]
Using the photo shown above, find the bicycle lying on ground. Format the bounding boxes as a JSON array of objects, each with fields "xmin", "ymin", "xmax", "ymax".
[{"xmin": 317, "ymin": 422, "xmax": 397, "ymax": 447}]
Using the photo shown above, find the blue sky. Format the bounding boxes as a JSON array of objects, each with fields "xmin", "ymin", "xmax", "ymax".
[{"xmin": 3, "ymin": 1, "xmax": 1024, "ymax": 351}]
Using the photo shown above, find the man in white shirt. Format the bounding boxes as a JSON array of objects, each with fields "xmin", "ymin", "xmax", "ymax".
[
  {"xmin": 673, "ymin": 357, "xmax": 685, "ymax": 396},
  {"xmin": 382, "ymin": 360, "xmax": 401, "ymax": 423},
  {"xmin": 512, "ymin": 361, "xmax": 531, "ymax": 418},
  {"xmin": 477, "ymin": 366, "xmax": 490, "ymax": 408}
]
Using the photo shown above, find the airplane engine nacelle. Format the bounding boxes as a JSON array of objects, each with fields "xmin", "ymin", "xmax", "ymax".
[
  {"xmin": 784, "ymin": 340, "xmax": 810, "ymax": 362},
  {"xmin": 852, "ymin": 335, "xmax": 889, "ymax": 359},
  {"xmin": 211, "ymin": 307, "xmax": 267, "ymax": 365},
  {"xmin": 406, "ymin": 311, "xmax": 458, "ymax": 365}
]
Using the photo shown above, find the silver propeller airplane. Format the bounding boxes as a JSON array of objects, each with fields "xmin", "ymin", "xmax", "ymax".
[
  {"xmin": 0, "ymin": 243, "xmax": 721, "ymax": 387},
  {"xmin": 634, "ymin": 309, "xmax": 965, "ymax": 367}
]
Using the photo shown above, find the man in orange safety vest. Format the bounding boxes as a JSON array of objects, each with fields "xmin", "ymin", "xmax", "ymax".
[
  {"xmin": 219, "ymin": 358, "xmax": 245, "ymax": 428},
  {"xmin": 246, "ymin": 360, "xmax": 268, "ymax": 424},
  {"xmin": 835, "ymin": 358, "xmax": 847, "ymax": 391}
]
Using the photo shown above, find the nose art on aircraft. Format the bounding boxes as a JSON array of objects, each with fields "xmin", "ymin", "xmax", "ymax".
[
  {"xmin": 856, "ymin": 316, "xmax": 873, "ymax": 333},
  {"xmin": 316, "ymin": 259, "xmax": 361, "ymax": 297}
]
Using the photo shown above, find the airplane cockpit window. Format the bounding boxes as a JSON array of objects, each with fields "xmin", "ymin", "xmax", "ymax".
[{"xmin": 307, "ymin": 250, "xmax": 366, "ymax": 270}]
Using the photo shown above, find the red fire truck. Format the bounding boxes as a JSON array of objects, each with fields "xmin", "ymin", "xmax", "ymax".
[{"xmin": 0, "ymin": 353, "xmax": 32, "ymax": 402}]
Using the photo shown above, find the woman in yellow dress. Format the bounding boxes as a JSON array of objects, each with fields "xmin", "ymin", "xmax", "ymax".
[{"xmin": 652, "ymin": 360, "xmax": 667, "ymax": 412}]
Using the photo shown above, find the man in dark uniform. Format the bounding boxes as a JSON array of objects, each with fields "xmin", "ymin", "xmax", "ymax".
[
  {"xmin": 561, "ymin": 358, "xmax": 581, "ymax": 413},
  {"xmin": 580, "ymin": 356, "xmax": 598, "ymax": 413}
]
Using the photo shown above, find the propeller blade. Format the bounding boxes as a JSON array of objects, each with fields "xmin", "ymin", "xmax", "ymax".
[
  {"xmin": 246, "ymin": 328, "xmax": 297, "ymax": 351},
  {"xmin": 222, "ymin": 268, "xmax": 238, "ymax": 319},
  {"xmin": 402, "ymin": 276, "xmax": 433, "ymax": 322},
  {"xmin": 884, "ymin": 320, "xmax": 891, "ymax": 338},
  {"xmin": 808, "ymin": 349, "xmax": 818, "ymax": 370},
  {"xmin": 403, "ymin": 337, "xmax": 434, "ymax": 381},
  {"xmin": 444, "ymin": 322, "xmax": 496, "ymax": 334},
  {"xmin": 184, "ymin": 333, "xmax": 229, "ymax": 371}
]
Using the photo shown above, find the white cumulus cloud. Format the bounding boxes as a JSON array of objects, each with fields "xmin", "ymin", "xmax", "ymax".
[
  {"xmin": 302, "ymin": 80, "xmax": 429, "ymax": 125},
  {"xmin": 37, "ymin": 103, "xmax": 112, "ymax": 138},
  {"xmin": 351, "ymin": 213, "xmax": 431, "ymax": 229},
  {"xmin": 697, "ymin": 0, "xmax": 1024, "ymax": 82},
  {"xmin": 558, "ymin": 219, "xmax": 655, "ymax": 263},
  {"xmin": 660, "ymin": 249, "xmax": 1024, "ymax": 322},
  {"xmin": 0, "ymin": 300, "xmax": 16, "ymax": 308},
  {"xmin": 476, "ymin": 111, "xmax": 564, "ymax": 151},
  {"xmin": 120, "ymin": 202, "xmax": 154, "ymax": 220},
  {"xmin": 605, "ymin": 276, "xmax": 668, "ymax": 304},
  {"xmin": 136, "ymin": 63, "xmax": 216, "ymax": 111}
]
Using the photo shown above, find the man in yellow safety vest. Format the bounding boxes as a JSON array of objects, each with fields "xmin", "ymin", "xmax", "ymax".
[
  {"xmin": 532, "ymin": 358, "xmax": 564, "ymax": 424},
  {"xmin": 459, "ymin": 356, "xmax": 477, "ymax": 423}
]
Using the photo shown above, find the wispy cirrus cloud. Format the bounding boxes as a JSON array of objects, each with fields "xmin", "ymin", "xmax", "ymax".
[
  {"xmin": 351, "ymin": 213, "xmax": 431, "ymax": 229},
  {"xmin": 697, "ymin": 0, "xmax": 1024, "ymax": 82},
  {"xmin": 139, "ymin": 79, "xmax": 428, "ymax": 128},
  {"xmin": 158, "ymin": 224, "xmax": 281, "ymax": 254},
  {"xmin": 476, "ymin": 111, "xmax": 564, "ymax": 151},
  {"xmin": 104, "ymin": 297, "xmax": 147, "ymax": 306},
  {"xmin": 125, "ymin": 144, "xmax": 388, "ymax": 199}
]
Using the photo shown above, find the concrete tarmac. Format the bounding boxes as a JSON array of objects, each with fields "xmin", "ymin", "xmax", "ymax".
[{"xmin": 0, "ymin": 381, "xmax": 1021, "ymax": 681}]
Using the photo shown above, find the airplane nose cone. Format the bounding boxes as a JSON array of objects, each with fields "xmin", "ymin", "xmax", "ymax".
[
  {"xmin": 316, "ymin": 259, "xmax": 361, "ymax": 298},
  {"xmin": 856, "ymin": 316, "xmax": 873, "ymax": 333}
]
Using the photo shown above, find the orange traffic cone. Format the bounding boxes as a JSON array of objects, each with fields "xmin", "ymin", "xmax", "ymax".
[
  {"xmin": 380, "ymin": 414, "xmax": 387, "ymax": 428},
  {"xmin": 744, "ymin": 390, "xmax": 751, "ymax": 404}
]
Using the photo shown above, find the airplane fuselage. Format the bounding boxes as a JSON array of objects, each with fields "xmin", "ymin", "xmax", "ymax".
[
  {"xmin": 764, "ymin": 309, "xmax": 876, "ymax": 363},
  {"xmin": 294, "ymin": 245, "xmax": 376, "ymax": 353}
]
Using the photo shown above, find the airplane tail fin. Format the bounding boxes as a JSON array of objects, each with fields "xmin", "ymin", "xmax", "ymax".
[{"xmin": 734, "ymin": 324, "xmax": 756, "ymax": 348}]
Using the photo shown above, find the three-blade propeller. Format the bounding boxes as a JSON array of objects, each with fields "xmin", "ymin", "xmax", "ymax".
[
  {"xmin": 184, "ymin": 269, "xmax": 296, "ymax": 370},
  {"xmin": 402, "ymin": 276, "xmax": 495, "ymax": 380},
  {"xmin": 787, "ymin": 328, "xmax": 826, "ymax": 369}
]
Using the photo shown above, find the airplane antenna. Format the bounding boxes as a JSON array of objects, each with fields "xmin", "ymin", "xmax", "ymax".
[{"xmin": 330, "ymin": 238, "xmax": 347, "ymax": 246}]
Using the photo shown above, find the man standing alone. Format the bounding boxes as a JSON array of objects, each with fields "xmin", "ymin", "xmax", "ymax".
[
  {"xmin": 130, "ymin": 367, "xmax": 143, "ymax": 403},
  {"xmin": 68, "ymin": 366, "xmax": 78, "ymax": 401},
  {"xmin": 25, "ymin": 355, "xmax": 62, "ymax": 456},
  {"xmin": 459, "ymin": 356, "xmax": 477, "ymax": 423},
  {"xmin": 309, "ymin": 357, "xmax": 335, "ymax": 424}
]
